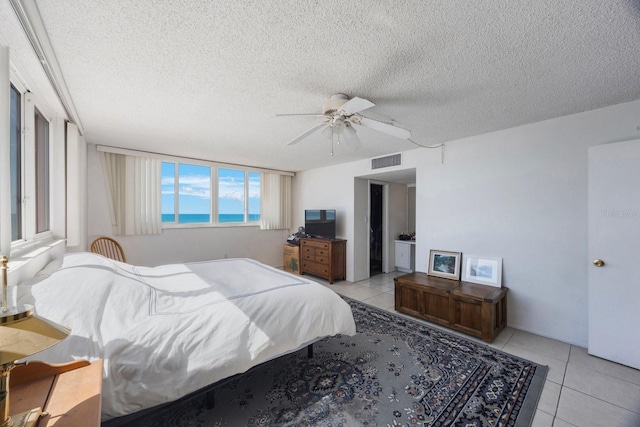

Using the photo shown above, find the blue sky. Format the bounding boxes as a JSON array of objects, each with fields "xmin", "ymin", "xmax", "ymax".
[{"xmin": 161, "ymin": 163, "xmax": 260, "ymax": 215}]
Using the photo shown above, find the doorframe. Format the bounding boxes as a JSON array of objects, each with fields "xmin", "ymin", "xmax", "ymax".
[
  {"xmin": 368, "ymin": 180, "xmax": 390, "ymax": 275},
  {"xmin": 353, "ymin": 170, "xmax": 416, "ymax": 282}
]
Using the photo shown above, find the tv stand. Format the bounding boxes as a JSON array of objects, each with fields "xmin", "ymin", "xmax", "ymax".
[{"xmin": 300, "ymin": 237, "xmax": 346, "ymax": 284}]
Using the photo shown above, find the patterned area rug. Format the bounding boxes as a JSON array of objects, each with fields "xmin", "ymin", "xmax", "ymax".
[{"xmin": 120, "ymin": 298, "xmax": 547, "ymax": 426}]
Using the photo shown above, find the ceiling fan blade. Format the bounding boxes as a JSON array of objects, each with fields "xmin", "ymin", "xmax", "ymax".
[
  {"xmin": 359, "ymin": 117, "xmax": 411, "ymax": 140},
  {"xmin": 286, "ymin": 123, "xmax": 325, "ymax": 145},
  {"xmin": 276, "ymin": 113, "xmax": 322, "ymax": 117},
  {"xmin": 339, "ymin": 97, "xmax": 375, "ymax": 114}
]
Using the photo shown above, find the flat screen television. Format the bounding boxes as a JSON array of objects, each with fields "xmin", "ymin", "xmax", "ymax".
[{"xmin": 304, "ymin": 209, "xmax": 336, "ymax": 239}]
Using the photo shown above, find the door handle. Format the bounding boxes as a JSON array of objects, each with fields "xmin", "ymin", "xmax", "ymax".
[{"xmin": 593, "ymin": 259, "xmax": 605, "ymax": 267}]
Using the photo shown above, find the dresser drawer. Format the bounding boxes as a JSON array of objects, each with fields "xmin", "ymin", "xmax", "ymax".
[
  {"xmin": 302, "ymin": 260, "xmax": 329, "ymax": 276},
  {"xmin": 303, "ymin": 239, "xmax": 329, "ymax": 250},
  {"xmin": 301, "ymin": 246, "xmax": 316, "ymax": 258},
  {"xmin": 316, "ymin": 248, "xmax": 329, "ymax": 257},
  {"xmin": 315, "ymin": 255, "xmax": 328, "ymax": 264}
]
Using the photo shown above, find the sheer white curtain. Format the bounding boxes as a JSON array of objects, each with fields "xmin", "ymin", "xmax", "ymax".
[
  {"xmin": 260, "ymin": 173, "xmax": 291, "ymax": 230},
  {"xmin": 100, "ymin": 152, "xmax": 162, "ymax": 235}
]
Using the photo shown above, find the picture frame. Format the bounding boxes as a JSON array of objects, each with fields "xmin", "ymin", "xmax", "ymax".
[
  {"xmin": 462, "ymin": 255, "xmax": 503, "ymax": 287},
  {"xmin": 428, "ymin": 250, "xmax": 461, "ymax": 280}
]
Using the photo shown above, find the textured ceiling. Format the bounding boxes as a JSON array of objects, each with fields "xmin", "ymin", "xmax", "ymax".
[{"xmin": 27, "ymin": 0, "xmax": 640, "ymax": 172}]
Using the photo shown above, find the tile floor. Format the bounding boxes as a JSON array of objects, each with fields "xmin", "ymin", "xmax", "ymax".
[{"xmin": 314, "ymin": 271, "xmax": 640, "ymax": 427}]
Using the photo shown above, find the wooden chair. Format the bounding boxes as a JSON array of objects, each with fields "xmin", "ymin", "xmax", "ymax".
[{"xmin": 90, "ymin": 237, "xmax": 126, "ymax": 263}]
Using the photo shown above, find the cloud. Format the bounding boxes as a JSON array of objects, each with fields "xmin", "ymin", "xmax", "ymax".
[
  {"xmin": 179, "ymin": 185, "xmax": 210, "ymax": 198},
  {"xmin": 179, "ymin": 175, "xmax": 211, "ymax": 186},
  {"xmin": 161, "ymin": 174, "xmax": 211, "ymax": 199},
  {"xmin": 162, "ymin": 169, "xmax": 261, "ymax": 202},
  {"xmin": 218, "ymin": 176, "xmax": 245, "ymax": 202}
]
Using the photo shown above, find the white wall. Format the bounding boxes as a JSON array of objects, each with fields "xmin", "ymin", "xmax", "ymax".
[
  {"xmin": 85, "ymin": 145, "xmax": 289, "ymax": 267},
  {"xmin": 294, "ymin": 99, "xmax": 640, "ymax": 347},
  {"xmin": 407, "ymin": 186, "xmax": 416, "ymax": 233},
  {"xmin": 65, "ymin": 126, "xmax": 88, "ymax": 252},
  {"xmin": 415, "ymin": 99, "xmax": 640, "ymax": 346},
  {"xmin": 386, "ymin": 182, "xmax": 408, "ymax": 273}
]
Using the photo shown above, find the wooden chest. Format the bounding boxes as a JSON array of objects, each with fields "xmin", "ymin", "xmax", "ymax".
[{"xmin": 394, "ymin": 272, "xmax": 508, "ymax": 342}]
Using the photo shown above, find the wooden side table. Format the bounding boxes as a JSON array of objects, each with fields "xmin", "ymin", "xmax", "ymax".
[{"xmin": 10, "ymin": 360, "xmax": 103, "ymax": 427}]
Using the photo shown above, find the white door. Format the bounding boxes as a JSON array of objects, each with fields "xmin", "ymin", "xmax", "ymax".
[{"xmin": 588, "ymin": 139, "xmax": 640, "ymax": 369}]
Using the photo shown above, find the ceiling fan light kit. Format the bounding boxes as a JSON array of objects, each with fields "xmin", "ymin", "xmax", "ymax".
[
  {"xmin": 281, "ymin": 93, "xmax": 411, "ymax": 151},
  {"xmin": 332, "ymin": 115, "xmax": 346, "ymax": 129}
]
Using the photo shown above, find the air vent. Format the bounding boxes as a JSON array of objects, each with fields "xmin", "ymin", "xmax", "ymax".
[{"xmin": 371, "ymin": 153, "xmax": 401, "ymax": 170}]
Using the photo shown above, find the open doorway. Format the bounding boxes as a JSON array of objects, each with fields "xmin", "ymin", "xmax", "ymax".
[
  {"xmin": 353, "ymin": 169, "xmax": 416, "ymax": 283},
  {"xmin": 370, "ymin": 183, "xmax": 384, "ymax": 276}
]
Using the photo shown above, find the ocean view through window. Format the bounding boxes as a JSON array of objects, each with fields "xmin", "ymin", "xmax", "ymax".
[
  {"xmin": 161, "ymin": 213, "xmax": 260, "ymax": 223},
  {"xmin": 161, "ymin": 161, "xmax": 260, "ymax": 226}
]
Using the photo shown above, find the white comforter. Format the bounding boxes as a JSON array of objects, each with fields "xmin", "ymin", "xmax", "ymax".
[{"xmin": 18, "ymin": 253, "xmax": 356, "ymax": 420}]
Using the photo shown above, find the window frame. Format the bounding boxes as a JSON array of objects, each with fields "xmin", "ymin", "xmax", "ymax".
[
  {"xmin": 9, "ymin": 83, "xmax": 23, "ymax": 242},
  {"xmin": 161, "ymin": 160, "xmax": 262, "ymax": 229},
  {"xmin": 8, "ymin": 82, "xmax": 54, "ymax": 251},
  {"xmin": 34, "ymin": 106, "xmax": 50, "ymax": 234}
]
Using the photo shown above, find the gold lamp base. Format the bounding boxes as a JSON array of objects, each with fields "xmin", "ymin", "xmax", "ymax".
[{"xmin": 1, "ymin": 407, "xmax": 42, "ymax": 427}]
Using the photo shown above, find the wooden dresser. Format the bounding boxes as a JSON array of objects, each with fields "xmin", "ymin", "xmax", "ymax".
[
  {"xmin": 300, "ymin": 238, "xmax": 346, "ymax": 284},
  {"xmin": 394, "ymin": 272, "xmax": 507, "ymax": 342},
  {"xmin": 10, "ymin": 360, "xmax": 103, "ymax": 427}
]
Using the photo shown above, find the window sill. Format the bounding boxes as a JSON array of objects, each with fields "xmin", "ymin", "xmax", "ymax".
[
  {"xmin": 6, "ymin": 237, "xmax": 66, "ymax": 284},
  {"xmin": 9, "ymin": 234, "xmax": 61, "ymax": 258},
  {"xmin": 162, "ymin": 222, "xmax": 261, "ymax": 230}
]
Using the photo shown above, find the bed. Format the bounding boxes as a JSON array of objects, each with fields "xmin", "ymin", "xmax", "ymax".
[{"xmin": 17, "ymin": 252, "xmax": 356, "ymax": 420}]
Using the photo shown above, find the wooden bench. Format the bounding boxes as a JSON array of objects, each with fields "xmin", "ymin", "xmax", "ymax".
[{"xmin": 394, "ymin": 272, "xmax": 507, "ymax": 342}]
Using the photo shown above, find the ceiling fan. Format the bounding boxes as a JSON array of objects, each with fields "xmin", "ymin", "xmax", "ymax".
[{"xmin": 278, "ymin": 94, "xmax": 411, "ymax": 151}]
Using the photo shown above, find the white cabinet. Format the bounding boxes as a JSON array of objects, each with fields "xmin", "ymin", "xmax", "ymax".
[{"xmin": 395, "ymin": 240, "xmax": 415, "ymax": 273}]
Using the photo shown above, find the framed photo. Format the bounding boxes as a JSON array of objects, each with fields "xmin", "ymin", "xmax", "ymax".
[
  {"xmin": 428, "ymin": 250, "xmax": 461, "ymax": 280},
  {"xmin": 462, "ymin": 255, "xmax": 502, "ymax": 287}
]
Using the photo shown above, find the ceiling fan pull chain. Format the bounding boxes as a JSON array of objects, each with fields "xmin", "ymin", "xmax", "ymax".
[{"xmin": 331, "ymin": 129, "xmax": 335, "ymax": 156}]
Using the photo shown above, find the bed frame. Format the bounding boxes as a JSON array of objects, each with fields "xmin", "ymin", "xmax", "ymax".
[{"xmin": 102, "ymin": 343, "xmax": 314, "ymax": 427}]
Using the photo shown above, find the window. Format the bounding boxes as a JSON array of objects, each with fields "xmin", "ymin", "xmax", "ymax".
[
  {"xmin": 9, "ymin": 85, "xmax": 22, "ymax": 241},
  {"xmin": 35, "ymin": 107, "xmax": 50, "ymax": 233},
  {"xmin": 161, "ymin": 161, "xmax": 260, "ymax": 226},
  {"xmin": 248, "ymin": 172, "xmax": 260, "ymax": 221},
  {"xmin": 7, "ymin": 86, "xmax": 52, "ymax": 246},
  {"xmin": 218, "ymin": 168, "xmax": 244, "ymax": 223},
  {"xmin": 177, "ymin": 163, "xmax": 211, "ymax": 224}
]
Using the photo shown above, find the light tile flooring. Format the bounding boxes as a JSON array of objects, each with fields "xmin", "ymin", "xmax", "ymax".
[{"xmin": 313, "ymin": 271, "xmax": 640, "ymax": 427}]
